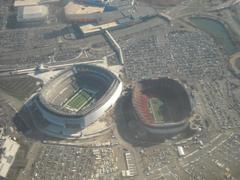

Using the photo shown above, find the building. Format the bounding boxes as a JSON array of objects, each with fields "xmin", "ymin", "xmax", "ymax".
[
  {"xmin": 177, "ymin": 146, "xmax": 185, "ymax": 157},
  {"xmin": 122, "ymin": 152, "xmax": 137, "ymax": 177},
  {"xmin": 14, "ymin": 0, "xmax": 59, "ymax": 7},
  {"xmin": 131, "ymin": 78, "xmax": 193, "ymax": 137},
  {"xmin": 0, "ymin": 137, "xmax": 20, "ymax": 178},
  {"xmin": 25, "ymin": 64, "xmax": 122, "ymax": 139},
  {"xmin": 17, "ymin": 5, "xmax": 49, "ymax": 23},
  {"xmin": 64, "ymin": 1, "xmax": 104, "ymax": 22},
  {"xmin": 64, "ymin": 1, "xmax": 122, "ymax": 23},
  {"xmin": 80, "ymin": 0, "xmax": 113, "ymax": 6},
  {"xmin": 78, "ymin": 22, "xmax": 118, "ymax": 36}
]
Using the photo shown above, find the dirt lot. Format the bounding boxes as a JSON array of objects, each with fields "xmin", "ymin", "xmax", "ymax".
[{"xmin": 0, "ymin": 75, "xmax": 41, "ymax": 100}]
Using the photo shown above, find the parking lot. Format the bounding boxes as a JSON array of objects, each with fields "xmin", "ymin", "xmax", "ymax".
[{"xmin": 31, "ymin": 144, "xmax": 120, "ymax": 180}]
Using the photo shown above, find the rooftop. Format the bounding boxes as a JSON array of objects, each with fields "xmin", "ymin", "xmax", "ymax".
[
  {"xmin": 14, "ymin": 0, "xmax": 41, "ymax": 7},
  {"xmin": 0, "ymin": 137, "xmax": 20, "ymax": 178},
  {"xmin": 14, "ymin": 0, "xmax": 59, "ymax": 7},
  {"xmin": 79, "ymin": 22, "xmax": 118, "ymax": 34},
  {"xmin": 64, "ymin": 2, "xmax": 104, "ymax": 15},
  {"xmin": 17, "ymin": 5, "xmax": 49, "ymax": 21}
]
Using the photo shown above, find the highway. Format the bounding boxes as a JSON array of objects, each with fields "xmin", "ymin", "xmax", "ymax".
[{"xmin": 0, "ymin": 58, "xmax": 105, "ymax": 76}]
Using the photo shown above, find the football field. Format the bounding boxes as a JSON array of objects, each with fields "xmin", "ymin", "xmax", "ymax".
[
  {"xmin": 148, "ymin": 98, "xmax": 164, "ymax": 124},
  {"xmin": 64, "ymin": 89, "xmax": 93, "ymax": 111}
]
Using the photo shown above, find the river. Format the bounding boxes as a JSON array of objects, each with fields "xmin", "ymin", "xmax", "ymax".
[{"xmin": 190, "ymin": 17, "xmax": 237, "ymax": 55}]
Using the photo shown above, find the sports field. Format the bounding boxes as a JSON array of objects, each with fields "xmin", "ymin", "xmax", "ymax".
[
  {"xmin": 148, "ymin": 98, "xmax": 164, "ymax": 124},
  {"xmin": 64, "ymin": 89, "xmax": 93, "ymax": 111}
]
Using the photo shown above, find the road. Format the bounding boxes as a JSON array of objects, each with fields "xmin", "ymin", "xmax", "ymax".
[{"xmin": 0, "ymin": 58, "xmax": 105, "ymax": 76}]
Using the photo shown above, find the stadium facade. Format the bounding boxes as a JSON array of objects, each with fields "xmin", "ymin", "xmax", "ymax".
[
  {"xmin": 28, "ymin": 64, "xmax": 122, "ymax": 139},
  {"xmin": 131, "ymin": 78, "xmax": 193, "ymax": 137}
]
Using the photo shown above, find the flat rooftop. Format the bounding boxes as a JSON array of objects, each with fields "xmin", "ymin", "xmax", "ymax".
[
  {"xmin": 17, "ymin": 5, "xmax": 48, "ymax": 21},
  {"xmin": 0, "ymin": 137, "xmax": 20, "ymax": 178},
  {"xmin": 14, "ymin": 0, "xmax": 59, "ymax": 7},
  {"xmin": 64, "ymin": 2, "xmax": 104, "ymax": 15},
  {"xmin": 80, "ymin": 22, "xmax": 118, "ymax": 34},
  {"xmin": 15, "ymin": 0, "xmax": 41, "ymax": 7}
]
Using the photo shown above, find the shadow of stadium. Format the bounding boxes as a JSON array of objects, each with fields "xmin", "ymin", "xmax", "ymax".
[
  {"xmin": 13, "ymin": 103, "xmax": 63, "ymax": 141},
  {"xmin": 114, "ymin": 93, "xmax": 195, "ymax": 147},
  {"xmin": 114, "ymin": 93, "xmax": 165, "ymax": 147}
]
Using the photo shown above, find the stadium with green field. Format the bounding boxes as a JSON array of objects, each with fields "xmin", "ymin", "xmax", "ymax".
[{"xmin": 28, "ymin": 64, "xmax": 122, "ymax": 139}]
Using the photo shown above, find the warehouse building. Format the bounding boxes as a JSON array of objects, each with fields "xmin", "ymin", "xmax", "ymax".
[
  {"xmin": 64, "ymin": 1, "xmax": 122, "ymax": 23},
  {"xmin": 14, "ymin": 0, "xmax": 59, "ymax": 7},
  {"xmin": 17, "ymin": 5, "xmax": 49, "ymax": 23}
]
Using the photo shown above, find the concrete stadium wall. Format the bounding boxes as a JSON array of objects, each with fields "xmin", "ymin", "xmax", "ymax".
[{"xmin": 142, "ymin": 121, "xmax": 189, "ymax": 136}]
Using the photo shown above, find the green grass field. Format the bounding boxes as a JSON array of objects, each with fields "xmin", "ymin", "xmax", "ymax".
[
  {"xmin": 148, "ymin": 98, "xmax": 165, "ymax": 124},
  {"xmin": 64, "ymin": 89, "xmax": 92, "ymax": 111}
]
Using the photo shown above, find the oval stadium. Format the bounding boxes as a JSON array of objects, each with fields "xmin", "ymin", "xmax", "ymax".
[
  {"xmin": 131, "ymin": 78, "xmax": 193, "ymax": 137},
  {"xmin": 229, "ymin": 52, "xmax": 240, "ymax": 78},
  {"xmin": 29, "ymin": 64, "xmax": 122, "ymax": 139}
]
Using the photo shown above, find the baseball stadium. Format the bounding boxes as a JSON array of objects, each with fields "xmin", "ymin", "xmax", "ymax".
[
  {"xmin": 131, "ymin": 78, "xmax": 193, "ymax": 136},
  {"xmin": 29, "ymin": 64, "xmax": 122, "ymax": 139}
]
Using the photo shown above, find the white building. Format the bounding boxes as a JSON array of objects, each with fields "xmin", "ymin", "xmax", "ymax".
[
  {"xmin": 17, "ymin": 5, "xmax": 49, "ymax": 23},
  {"xmin": 177, "ymin": 146, "xmax": 185, "ymax": 157},
  {"xmin": 14, "ymin": 0, "xmax": 59, "ymax": 7},
  {"xmin": 0, "ymin": 137, "xmax": 20, "ymax": 178}
]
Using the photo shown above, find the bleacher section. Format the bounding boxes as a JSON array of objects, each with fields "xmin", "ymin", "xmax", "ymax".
[
  {"xmin": 38, "ymin": 64, "xmax": 120, "ymax": 116},
  {"xmin": 130, "ymin": 78, "xmax": 193, "ymax": 137},
  {"xmin": 132, "ymin": 85, "xmax": 154, "ymax": 124}
]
